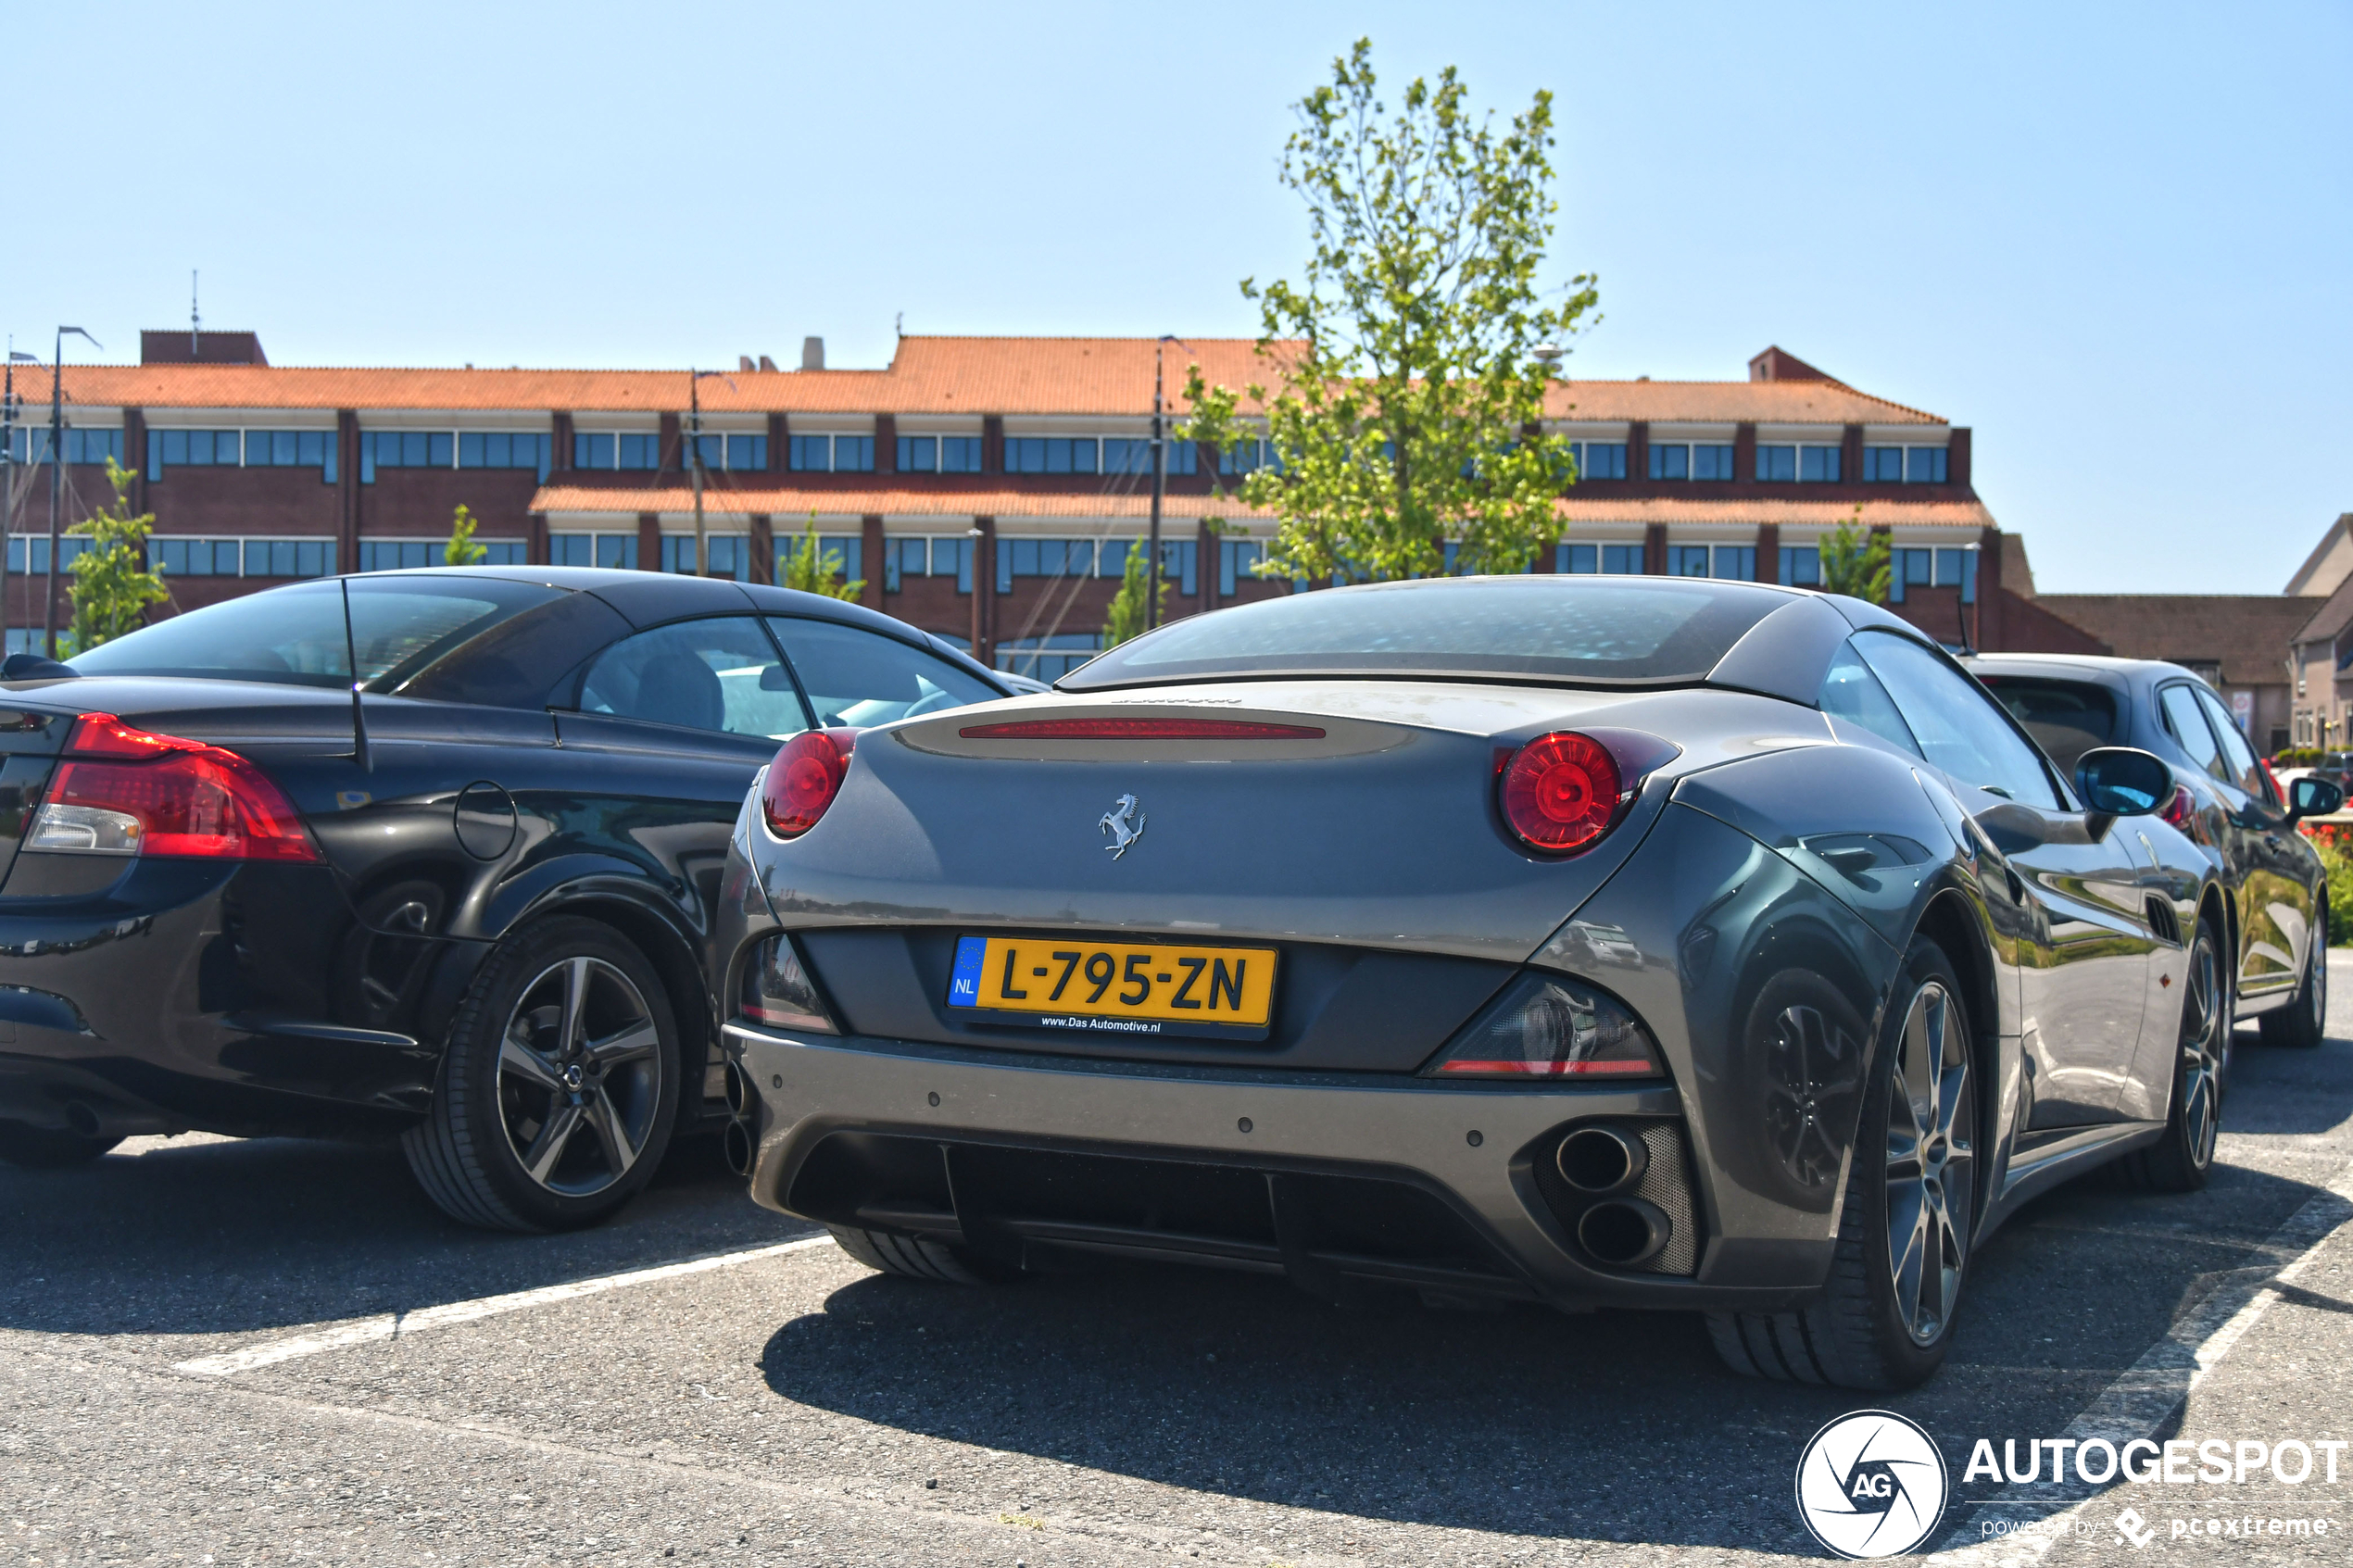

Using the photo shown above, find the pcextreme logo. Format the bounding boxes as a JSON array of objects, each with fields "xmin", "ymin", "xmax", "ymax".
[{"xmin": 1794, "ymin": 1410, "xmax": 1950, "ymax": 1559}]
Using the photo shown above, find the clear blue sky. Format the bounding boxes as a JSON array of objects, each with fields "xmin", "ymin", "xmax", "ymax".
[{"xmin": 7, "ymin": 2, "xmax": 2346, "ymax": 594}]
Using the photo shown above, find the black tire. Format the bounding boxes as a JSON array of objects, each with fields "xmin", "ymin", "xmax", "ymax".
[
  {"xmin": 402, "ymin": 917, "xmax": 680, "ymax": 1232},
  {"xmin": 2120, "ymin": 910, "xmax": 2229, "ymax": 1192},
  {"xmin": 1706, "ymin": 938, "xmax": 1979, "ymax": 1390},
  {"xmin": 2259, "ymin": 909, "xmax": 2327, "ymax": 1050},
  {"xmin": 0, "ymin": 1123, "xmax": 121, "ymax": 1169},
  {"xmin": 827, "ymin": 1225, "xmax": 1000, "ymax": 1284}
]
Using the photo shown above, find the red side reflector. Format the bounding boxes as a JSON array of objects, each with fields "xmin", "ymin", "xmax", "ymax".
[{"xmin": 957, "ymin": 718, "xmax": 1327, "ymax": 741}]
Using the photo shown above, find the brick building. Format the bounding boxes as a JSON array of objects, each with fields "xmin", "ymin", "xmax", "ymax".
[{"xmin": 0, "ymin": 332, "xmax": 2078, "ymax": 675}]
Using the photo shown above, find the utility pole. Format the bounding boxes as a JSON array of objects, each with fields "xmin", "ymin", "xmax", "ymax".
[
  {"xmin": 687, "ymin": 370, "xmax": 707, "ymax": 577},
  {"xmin": 45, "ymin": 327, "xmax": 99, "ymax": 659},
  {"xmin": 1146, "ymin": 337, "xmax": 1170, "ymax": 630}
]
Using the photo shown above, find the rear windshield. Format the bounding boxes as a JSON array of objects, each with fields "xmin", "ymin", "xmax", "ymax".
[
  {"xmin": 69, "ymin": 574, "xmax": 560, "ymax": 690},
  {"xmin": 1059, "ymin": 577, "xmax": 1785, "ymax": 690},
  {"xmin": 1978, "ymin": 675, "xmax": 2119, "ymax": 775}
]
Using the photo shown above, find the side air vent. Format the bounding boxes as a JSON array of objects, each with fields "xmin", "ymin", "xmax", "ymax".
[{"xmin": 2145, "ymin": 896, "xmax": 2182, "ymax": 947}]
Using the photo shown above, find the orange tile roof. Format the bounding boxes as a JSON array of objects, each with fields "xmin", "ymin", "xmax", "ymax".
[
  {"xmin": 530, "ymin": 485, "xmax": 1987, "ymax": 532},
  {"xmin": 5, "ymin": 336, "xmax": 1942, "ymax": 425}
]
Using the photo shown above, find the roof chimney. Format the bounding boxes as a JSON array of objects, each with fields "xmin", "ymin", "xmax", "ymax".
[
  {"xmin": 1748, "ymin": 345, "xmax": 1831, "ymax": 383},
  {"xmin": 738, "ymin": 355, "xmax": 755, "ymax": 372},
  {"xmin": 141, "ymin": 329, "xmax": 267, "ymax": 366},
  {"xmin": 758, "ymin": 354, "xmax": 778, "ymax": 372},
  {"xmin": 800, "ymin": 336, "xmax": 824, "ymax": 371}
]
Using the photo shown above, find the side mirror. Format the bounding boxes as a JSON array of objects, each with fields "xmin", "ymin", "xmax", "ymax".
[
  {"xmin": 2075, "ymin": 747, "xmax": 2171, "ymax": 817},
  {"xmin": 2290, "ymin": 775, "xmax": 2346, "ymax": 823}
]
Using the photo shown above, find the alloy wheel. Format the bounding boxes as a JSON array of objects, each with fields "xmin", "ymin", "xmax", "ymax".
[
  {"xmin": 2311, "ymin": 931, "xmax": 2328, "ymax": 1035},
  {"xmin": 2179, "ymin": 935, "xmax": 2223, "ymax": 1169},
  {"xmin": 496, "ymin": 956, "xmax": 664, "ymax": 1196},
  {"xmin": 1884, "ymin": 980, "xmax": 1975, "ymax": 1346}
]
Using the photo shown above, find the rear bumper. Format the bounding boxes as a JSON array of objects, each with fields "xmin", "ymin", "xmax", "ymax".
[
  {"xmin": 0, "ymin": 857, "xmax": 447, "ymax": 1140},
  {"xmin": 727, "ymin": 1022, "xmax": 1836, "ymax": 1311}
]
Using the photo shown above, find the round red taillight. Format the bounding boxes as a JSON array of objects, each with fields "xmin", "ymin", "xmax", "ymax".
[
  {"xmin": 761, "ymin": 729, "xmax": 859, "ymax": 838},
  {"xmin": 1499, "ymin": 731, "xmax": 1623, "ymax": 855}
]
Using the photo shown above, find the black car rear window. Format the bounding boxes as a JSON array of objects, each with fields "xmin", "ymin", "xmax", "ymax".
[
  {"xmin": 1978, "ymin": 675, "xmax": 2119, "ymax": 775},
  {"xmin": 1059, "ymin": 577, "xmax": 1785, "ymax": 690},
  {"xmin": 69, "ymin": 574, "xmax": 562, "ymax": 690}
]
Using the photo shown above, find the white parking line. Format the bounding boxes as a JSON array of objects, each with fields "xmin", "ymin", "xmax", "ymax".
[
  {"xmin": 1926, "ymin": 1160, "xmax": 2353, "ymax": 1564},
  {"xmin": 174, "ymin": 1233, "xmax": 837, "ymax": 1377}
]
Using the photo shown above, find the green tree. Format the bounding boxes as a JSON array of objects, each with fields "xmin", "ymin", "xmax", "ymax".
[
  {"xmin": 1818, "ymin": 508, "xmax": 1892, "ymax": 604},
  {"xmin": 445, "ymin": 503, "xmax": 488, "ymax": 565},
  {"xmin": 1101, "ymin": 541, "xmax": 1169, "ymax": 649},
  {"xmin": 66, "ymin": 458, "xmax": 169, "ymax": 653},
  {"xmin": 1179, "ymin": 38, "xmax": 1598, "ymax": 584},
  {"xmin": 778, "ymin": 514, "xmax": 864, "ymax": 601}
]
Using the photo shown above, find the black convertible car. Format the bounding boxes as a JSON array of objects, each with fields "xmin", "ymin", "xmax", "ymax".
[
  {"xmin": 714, "ymin": 577, "xmax": 2342, "ymax": 1389},
  {"xmin": 0, "ymin": 567, "xmax": 1006, "ymax": 1229}
]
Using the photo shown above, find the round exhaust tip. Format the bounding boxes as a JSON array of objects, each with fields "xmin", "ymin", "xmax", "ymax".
[
  {"xmin": 722, "ymin": 1060, "xmax": 749, "ymax": 1117},
  {"xmin": 1557, "ymin": 1123, "xmax": 1649, "ymax": 1194},
  {"xmin": 723, "ymin": 1118, "xmax": 755, "ymax": 1177},
  {"xmin": 1577, "ymin": 1198, "xmax": 1670, "ymax": 1268}
]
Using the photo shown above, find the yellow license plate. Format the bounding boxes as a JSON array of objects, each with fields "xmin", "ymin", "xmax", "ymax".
[{"xmin": 948, "ymin": 935, "xmax": 1278, "ymax": 1038}]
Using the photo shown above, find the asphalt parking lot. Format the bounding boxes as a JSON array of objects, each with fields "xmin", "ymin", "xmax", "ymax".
[{"xmin": 6, "ymin": 965, "xmax": 2353, "ymax": 1567}]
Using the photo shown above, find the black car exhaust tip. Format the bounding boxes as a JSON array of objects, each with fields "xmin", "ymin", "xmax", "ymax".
[
  {"xmin": 722, "ymin": 1060, "xmax": 750, "ymax": 1118},
  {"xmin": 723, "ymin": 1118, "xmax": 756, "ymax": 1177},
  {"xmin": 1557, "ymin": 1123, "xmax": 1649, "ymax": 1194},
  {"xmin": 1577, "ymin": 1198, "xmax": 1670, "ymax": 1268}
]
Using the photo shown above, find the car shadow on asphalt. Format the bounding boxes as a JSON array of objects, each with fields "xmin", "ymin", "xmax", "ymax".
[
  {"xmin": 0, "ymin": 1131, "xmax": 801, "ymax": 1338},
  {"xmin": 755, "ymin": 1029, "xmax": 2353, "ymax": 1552}
]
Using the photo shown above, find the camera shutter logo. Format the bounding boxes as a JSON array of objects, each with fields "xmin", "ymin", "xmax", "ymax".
[{"xmin": 1793, "ymin": 1409, "xmax": 1948, "ymax": 1559}]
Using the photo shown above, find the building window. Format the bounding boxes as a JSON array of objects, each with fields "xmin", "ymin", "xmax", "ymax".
[
  {"xmin": 1572, "ymin": 442, "xmax": 1627, "ymax": 481},
  {"xmin": 900, "ymin": 436, "xmax": 985, "ymax": 472},
  {"xmin": 1220, "ymin": 538, "xmax": 1265, "ymax": 594},
  {"xmin": 10, "ymin": 428, "xmax": 125, "ymax": 467},
  {"xmin": 1650, "ymin": 444, "xmax": 1734, "ymax": 481},
  {"xmin": 147, "ymin": 428, "xmax": 336, "ymax": 482},
  {"xmin": 358, "ymin": 539, "xmax": 523, "ymax": 571},
  {"xmin": 1667, "ymin": 545, "xmax": 1711, "ymax": 576},
  {"xmin": 996, "ymin": 633, "xmax": 1103, "ymax": 683},
  {"xmin": 1712, "ymin": 546, "xmax": 1755, "ymax": 580},
  {"xmin": 246, "ymin": 540, "xmax": 337, "ymax": 578},
  {"xmin": 1865, "ymin": 445, "xmax": 1948, "ymax": 483},
  {"xmin": 549, "ymin": 533, "xmax": 639, "ymax": 570},
  {"xmin": 774, "ymin": 535, "xmax": 861, "ymax": 586},
  {"xmin": 995, "ymin": 538, "xmax": 1100, "ymax": 591},
  {"xmin": 1218, "ymin": 439, "xmax": 1285, "ymax": 475},
  {"xmin": 1755, "ymin": 445, "xmax": 1843, "ymax": 483},
  {"xmin": 658, "ymin": 536, "xmax": 753, "ymax": 579},
  {"xmin": 245, "ymin": 430, "xmax": 340, "ymax": 481},
  {"xmin": 454, "ymin": 433, "xmax": 552, "ymax": 478},
  {"xmin": 788, "ymin": 433, "xmax": 874, "ymax": 473},
  {"xmin": 10, "ymin": 536, "xmax": 93, "ymax": 574},
  {"xmin": 1004, "ymin": 437, "xmax": 1099, "ymax": 475},
  {"xmin": 575, "ymin": 432, "xmax": 663, "ymax": 470},
  {"xmin": 882, "ymin": 536, "xmax": 975, "ymax": 591},
  {"xmin": 148, "ymin": 430, "xmax": 244, "ymax": 471},
  {"xmin": 681, "ymin": 434, "xmax": 768, "ymax": 472},
  {"xmin": 1780, "ymin": 546, "xmax": 1821, "ymax": 585},
  {"xmin": 1649, "ymin": 444, "xmax": 1687, "ymax": 480},
  {"xmin": 1885, "ymin": 546, "xmax": 1975, "ymax": 604},
  {"xmin": 147, "ymin": 538, "xmax": 240, "ymax": 575},
  {"xmin": 1694, "ymin": 445, "xmax": 1735, "ymax": 481},
  {"xmin": 1101, "ymin": 438, "xmax": 1197, "ymax": 477},
  {"xmin": 1555, "ymin": 543, "xmax": 1644, "ymax": 573}
]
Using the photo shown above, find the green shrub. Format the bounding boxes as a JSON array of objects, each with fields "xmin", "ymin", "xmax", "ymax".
[{"xmin": 2303, "ymin": 824, "xmax": 2353, "ymax": 945}]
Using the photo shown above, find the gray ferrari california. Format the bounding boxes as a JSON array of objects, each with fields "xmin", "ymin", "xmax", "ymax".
[{"xmin": 709, "ymin": 575, "xmax": 2259, "ymax": 1390}]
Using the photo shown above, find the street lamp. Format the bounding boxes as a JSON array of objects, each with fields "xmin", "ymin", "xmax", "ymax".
[{"xmin": 44, "ymin": 326, "xmax": 100, "ymax": 658}]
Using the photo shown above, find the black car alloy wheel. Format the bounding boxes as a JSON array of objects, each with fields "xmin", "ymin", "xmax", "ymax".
[
  {"xmin": 497, "ymin": 956, "xmax": 664, "ymax": 1196},
  {"xmin": 2260, "ymin": 903, "xmax": 2327, "ymax": 1050},
  {"xmin": 404, "ymin": 917, "xmax": 680, "ymax": 1232},
  {"xmin": 1707, "ymin": 938, "xmax": 1978, "ymax": 1389}
]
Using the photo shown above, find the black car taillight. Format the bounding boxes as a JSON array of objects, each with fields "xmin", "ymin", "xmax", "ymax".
[
  {"xmin": 1424, "ymin": 972, "xmax": 1662, "ymax": 1079},
  {"xmin": 738, "ymin": 935, "xmax": 837, "ymax": 1034},
  {"xmin": 26, "ymin": 712, "xmax": 319, "ymax": 862},
  {"xmin": 761, "ymin": 728, "xmax": 859, "ymax": 839}
]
